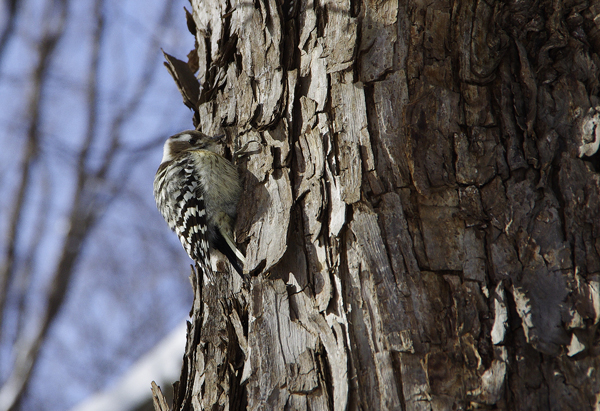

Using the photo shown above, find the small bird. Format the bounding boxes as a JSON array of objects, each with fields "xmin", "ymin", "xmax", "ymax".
[{"xmin": 153, "ymin": 130, "xmax": 245, "ymax": 277}]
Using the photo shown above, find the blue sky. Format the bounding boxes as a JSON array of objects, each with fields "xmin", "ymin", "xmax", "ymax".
[{"xmin": 0, "ymin": 0, "xmax": 200, "ymax": 409}]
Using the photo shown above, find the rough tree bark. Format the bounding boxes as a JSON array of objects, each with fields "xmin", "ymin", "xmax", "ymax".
[{"xmin": 155, "ymin": 0, "xmax": 600, "ymax": 410}]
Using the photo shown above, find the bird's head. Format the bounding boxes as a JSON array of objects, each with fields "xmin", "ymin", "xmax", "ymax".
[{"xmin": 160, "ymin": 130, "xmax": 224, "ymax": 163}]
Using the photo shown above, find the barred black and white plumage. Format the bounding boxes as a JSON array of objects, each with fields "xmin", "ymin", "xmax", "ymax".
[{"xmin": 153, "ymin": 130, "xmax": 244, "ymax": 277}]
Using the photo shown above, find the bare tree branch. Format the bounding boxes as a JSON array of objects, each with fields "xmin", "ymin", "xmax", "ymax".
[
  {"xmin": 0, "ymin": 0, "xmax": 69, "ymax": 343},
  {"xmin": 96, "ymin": 0, "xmax": 176, "ymax": 182},
  {"xmin": 0, "ymin": 1, "xmax": 80, "ymax": 408},
  {"xmin": 13, "ymin": 166, "xmax": 52, "ymax": 344},
  {"xmin": 0, "ymin": 0, "xmax": 21, "ymax": 67},
  {"xmin": 1, "ymin": 2, "xmax": 189, "ymax": 408}
]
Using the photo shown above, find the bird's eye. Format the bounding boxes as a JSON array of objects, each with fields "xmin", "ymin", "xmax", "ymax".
[{"xmin": 189, "ymin": 138, "xmax": 197, "ymax": 145}]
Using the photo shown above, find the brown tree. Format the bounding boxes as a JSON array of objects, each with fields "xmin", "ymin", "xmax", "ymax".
[{"xmin": 155, "ymin": 0, "xmax": 600, "ymax": 409}]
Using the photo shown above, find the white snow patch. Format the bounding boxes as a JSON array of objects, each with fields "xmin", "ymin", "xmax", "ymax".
[{"xmin": 69, "ymin": 322, "xmax": 186, "ymax": 411}]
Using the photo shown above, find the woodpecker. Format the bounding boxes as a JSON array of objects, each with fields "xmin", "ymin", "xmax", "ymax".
[{"xmin": 153, "ymin": 130, "xmax": 245, "ymax": 277}]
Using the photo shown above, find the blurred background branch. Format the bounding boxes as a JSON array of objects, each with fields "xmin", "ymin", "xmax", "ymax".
[
  {"xmin": 0, "ymin": 0, "xmax": 21, "ymax": 66},
  {"xmin": 0, "ymin": 1, "xmax": 195, "ymax": 410}
]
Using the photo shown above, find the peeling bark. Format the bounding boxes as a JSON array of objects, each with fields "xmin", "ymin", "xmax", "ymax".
[{"xmin": 157, "ymin": 0, "xmax": 600, "ymax": 409}]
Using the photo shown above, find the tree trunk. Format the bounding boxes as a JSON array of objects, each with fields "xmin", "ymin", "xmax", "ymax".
[{"xmin": 156, "ymin": 0, "xmax": 600, "ymax": 410}]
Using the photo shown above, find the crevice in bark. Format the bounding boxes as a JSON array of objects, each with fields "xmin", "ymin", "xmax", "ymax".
[
  {"xmin": 390, "ymin": 351, "xmax": 406, "ymax": 411},
  {"xmin": 315, "ymin": 341, "xmax": 334, "ymax": 411}
]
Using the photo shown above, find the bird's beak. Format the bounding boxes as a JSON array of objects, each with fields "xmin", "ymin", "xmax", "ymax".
[{"xmin": 210, "ymin": 134, "xmax": 226, "ymax": 142}]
